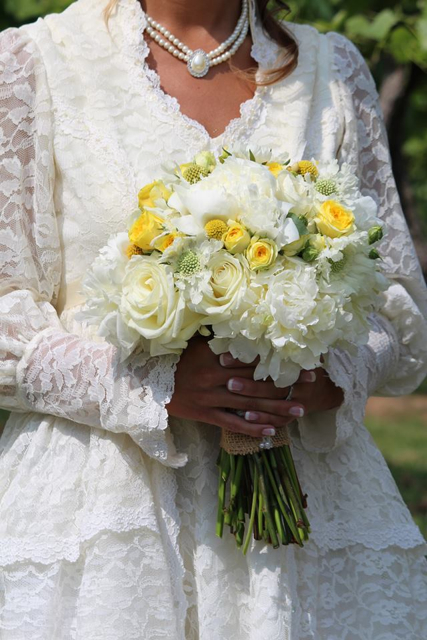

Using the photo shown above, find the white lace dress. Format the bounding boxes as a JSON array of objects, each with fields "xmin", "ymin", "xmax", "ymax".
[{"xmin": 0, "ymin": 0, "xmax": 427, "ymax": 638}]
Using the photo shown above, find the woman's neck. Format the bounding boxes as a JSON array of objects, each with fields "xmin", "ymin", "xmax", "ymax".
[{"xmin": 141, "ymin": 0, "xmax": 243, "ymax": 43}]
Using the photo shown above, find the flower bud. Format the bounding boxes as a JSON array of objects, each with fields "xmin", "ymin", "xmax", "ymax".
[
  {"xmin": 368, "ymin": 225, "xmax": 383, "ymax": 245},
  {"xmin": 369, "ymin": 248, "xmax": 381, "ymax": 260}
]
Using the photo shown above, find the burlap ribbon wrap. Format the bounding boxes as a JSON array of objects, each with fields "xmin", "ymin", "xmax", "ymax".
[{"xmin": 220, "ymin": 425, "xmax": 291, "ymax": 455}]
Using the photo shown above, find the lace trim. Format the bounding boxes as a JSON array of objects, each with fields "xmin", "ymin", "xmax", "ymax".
[{"xmin": 117, "ymin": 0, "xmax": 268, "ymax": 146}]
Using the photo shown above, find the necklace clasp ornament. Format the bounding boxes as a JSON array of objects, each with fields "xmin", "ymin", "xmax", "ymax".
[{"xmin": 188, "ymin": 50, "xmax": 211, "ymax": 78}]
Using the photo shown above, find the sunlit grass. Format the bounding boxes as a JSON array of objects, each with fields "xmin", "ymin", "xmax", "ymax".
[{"xmin": 365, "ymin": 414, "xmax": 427, "ymax": 539}]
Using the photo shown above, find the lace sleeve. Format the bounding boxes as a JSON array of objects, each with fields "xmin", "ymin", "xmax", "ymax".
[
  {"xmin": 297, "ymin": 33, "xmax": 427, "ymax": 453},
  {"xmin": 0, "ymin": 28, "xmax": 186, "ymax": 468}
]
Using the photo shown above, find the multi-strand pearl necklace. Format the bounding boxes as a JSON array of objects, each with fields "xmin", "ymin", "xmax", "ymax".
[{"xmin": 145, "ymin": 0, "xmax": 249, "ymax": 78}]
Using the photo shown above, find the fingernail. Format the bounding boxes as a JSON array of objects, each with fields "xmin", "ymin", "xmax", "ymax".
[
  {"xmin": 262, "ymin": 428, "xmax": 276, "ymax": 436},
  {"xmin": 227, "ymin": 378, "xmax": 244, "ymax": 392},
  {"xmin": 220, "ymin": 353, "xmax": 235, "ymax": 367},
  {"xmin": 245, "ymin": 411, "xmax": 259, "ymax": 421},
  {"xmin": 303, "ymin": 371, "xmax": 316, "ymax": 383},
  {"xmin": 289, "ymin": 406, "xmax": 305, "ymax": 417}
]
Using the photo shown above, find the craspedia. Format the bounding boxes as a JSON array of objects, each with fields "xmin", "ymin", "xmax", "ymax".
[
  {"xmin": 176, "ymin": 250, "xmax": 202, "ymax": 275},
  {"xmin": 182, "ymin": 163, "xmax": 210, "ymax": 184},
  {"xmin": 297, "ymin": 161, "xmax": 319, "ymax": 178},
  {"xmin": 315, "ymin": 179, "xmax": 337, "ymax": 197},
  {"xmin": 204, "ymin": 219, "xmax": 228, "ymax": 240},
  {"xmin": 126, "ymin": 244, "xmax": 144, "ymax": 259}
]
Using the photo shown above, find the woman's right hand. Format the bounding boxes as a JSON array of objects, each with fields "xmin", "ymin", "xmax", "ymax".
[{"xmin": 166, "ymin": 336, "xmax": 309, "ymax": 437}]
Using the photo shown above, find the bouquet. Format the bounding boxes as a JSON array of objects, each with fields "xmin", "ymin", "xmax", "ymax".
[{"xmin": 78, "ymin": 147, "xmax": 387, "ymax": 554}]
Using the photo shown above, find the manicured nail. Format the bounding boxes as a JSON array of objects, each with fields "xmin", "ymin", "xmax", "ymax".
[
  {"xmin": 227, "ymin": 378, "xmax": 244, "ymax": 392},
  {"xmin": 289, "ymin": 406, "xmax": 304, "ymax": 417},
  {"xmin": 302, "ymin": 371, "xmax": 316, "ymax": 383},
  {"xmin": 262, "ymin": 428, "xmax": 276, "ymax": 436},
  {"xmin": 245, "ymin": 411, "xmax": 259, "ymax": 421},
  {"xmin": 220, "ymin": 353, "xmax": 235, "ymax": 367}
]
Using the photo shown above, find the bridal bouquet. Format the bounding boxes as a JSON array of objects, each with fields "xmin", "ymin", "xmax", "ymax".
[{"xmin": 78, "ymin": 147, "xmax": 387, "ymax": 553}]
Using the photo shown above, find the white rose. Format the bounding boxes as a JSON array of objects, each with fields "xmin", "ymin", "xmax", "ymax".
[
  {"xmin": 195, "ymin": 251, "xmax": 249, "ymax": 321},
  {"xmin": 120, "ymin": 256, "xmax": 200, "ymax": 354}
]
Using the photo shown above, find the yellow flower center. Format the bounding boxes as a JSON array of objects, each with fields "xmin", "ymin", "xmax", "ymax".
[
  {"xmin": 297, "ymin": 161, "xmax": 319, "ymax": 178},
  {"xmin": 126, "ymin": 244, "xmax": 143, "ymax": 259},
  {"xmin": 205, "ymin": 219, "xmax": 229, "ymax": 240}
]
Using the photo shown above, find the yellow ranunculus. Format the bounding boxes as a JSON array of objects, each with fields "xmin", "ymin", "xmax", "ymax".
[
  {"xmin": 138, "ymin": 181, "xmax": 171, "ymax": 210},
  {"xmin": 267, "ymin": 162, "xmax": 284, "ymax": 177},
  {"xmin": 246, "ymin": 237, "xmax": 278, "ymax": 271},
  {"xmin": 222, "ymin": 222, "xmax": 251, "ymax": 254},
  {"xmin": 314, "ymin": 200, "xmax": 355, "ymax": 238},
  {"xmin": 129, "ymin": 210, "xmax": 165, "ymax": 252},
  {"xmin": 153, "ymin": 232, "xmax": 179, "ymax": 253}
]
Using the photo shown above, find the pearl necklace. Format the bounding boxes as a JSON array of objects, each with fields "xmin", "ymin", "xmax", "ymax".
[{"xmin": 145, "ymin": 0, "xmax": 249, "ymax": 78}]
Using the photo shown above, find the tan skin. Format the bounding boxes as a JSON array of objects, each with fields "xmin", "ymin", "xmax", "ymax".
[{"xmin": 141, "ymin": 0, "xmax": 344, "ymax": 436}]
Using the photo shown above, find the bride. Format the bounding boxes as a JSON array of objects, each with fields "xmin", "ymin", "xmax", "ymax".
[{"xmin": 0, "ymin": 0, "xmax": 426, "ymax": 637}]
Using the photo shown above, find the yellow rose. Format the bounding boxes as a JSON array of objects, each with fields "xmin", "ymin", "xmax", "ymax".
[
  {"xmin": 314, "ymin": 200, "xmax": 355, "ymax": 238},
  {"xmin": 282, "ymin": 234, "xmax": 309, "ymax": 257},
  {"xmin": 129, "ymin": 211, "xmax": 165, "ymax": 252},
  {"xmin": 153, "ymin": 232, "xmax": 180, "ymax": 253},
  {"xmin": 246, "ymin": 237, "xmax": 278, "ymax": 271},
  {"xmin": 222, "ymin": 222, "xmax": 251, "ymax": 254},
  {"xmin": 267, "ymin": 162, "xmax": 284, "ymax": 177},
  {"xmin": 138, "ymin": 181, "xmax": 171, "ymax": 210}
]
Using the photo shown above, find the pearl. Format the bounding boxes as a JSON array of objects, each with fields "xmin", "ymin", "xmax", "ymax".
[{"xmin": 145, "ymin": 0, "xmax": 248, "ymax": 77}]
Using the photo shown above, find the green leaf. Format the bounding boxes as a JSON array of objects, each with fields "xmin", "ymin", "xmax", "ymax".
[
  {"xmin": 287, "ymin": 213, "xmax": 308, "ymax": 235},
  {"xmin": 368, "ymin": 9, "xmax": 399, "ymax": 41},
  {"xmin": 249, "ymin": 150, "xmax": 256, "ymax": 162}
]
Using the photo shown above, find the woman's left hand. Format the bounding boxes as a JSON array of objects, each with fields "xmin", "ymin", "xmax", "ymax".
[{"xmin": 220, "ymin": 353, "xmax": 344, "ymax": 428}]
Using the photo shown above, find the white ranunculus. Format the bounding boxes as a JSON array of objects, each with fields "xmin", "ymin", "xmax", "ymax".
[
  {"xmin": 120, "ymin": 256, "xmax": 200, "ymax": 355},
  {"xmin": 195, "ymin": 251, "xmax": 249, "ymax": 321},
  {"xmin": 275, "ymin": 215, "xmax": 301, "ymax": 249},
  {"xmin": 276, "ymin": 172, "xmax": 316, "ymax": 218}
]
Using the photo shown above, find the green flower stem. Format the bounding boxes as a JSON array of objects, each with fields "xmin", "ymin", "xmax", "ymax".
[
  {"xmin": 224, "ymin": 454, "xmax": 236, "ymax": 527},
  {"xmin": 216, "ymin": 450, "xmax": 231, "ymax": 538},
  {"xmin": 261, "ymin": 450, "xmax": 302, "ymax": 545},
  {"xmin": 281, "ymin": 446, "xmax": 308, "ymax": 510},
  {"xmin": 254, "ymin": 454, "xmax": 280, "ymax": 549},
  {"xmin": 277, "ymin": 448, "xmax": 310, "ymax": 532},
  {"xmin": 257, "ymin": 490, "xmax": 264, "ymax": 539},
  {"xmin": 243, "ymin": 459, "xmax": 259, "ymax": 555},
  {"xmin": 273, "ymin": 505, "xmax": 286, "ymax": 544},
  {"xmin": 235, "ymin": 494, "xmax": 245, "ymax": 548}
]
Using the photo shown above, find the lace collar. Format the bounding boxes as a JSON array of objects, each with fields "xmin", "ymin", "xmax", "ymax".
[{"xmin": 113, "ymin": 0, "xmax": 281, "ymax": 145}]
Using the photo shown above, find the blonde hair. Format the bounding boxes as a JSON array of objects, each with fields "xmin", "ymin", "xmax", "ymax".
[{"xmin": 104, "ymin": 0, "xmax": 298, "ymax": 85}]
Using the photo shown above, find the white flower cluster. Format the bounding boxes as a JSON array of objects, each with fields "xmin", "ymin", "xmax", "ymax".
[{"xmin": 78, "ymin": 149, "xmax": 388, "ymax": 386}]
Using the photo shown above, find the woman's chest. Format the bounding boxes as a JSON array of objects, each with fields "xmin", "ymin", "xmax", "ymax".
[{"xmin": 47, "ymin": 32, "xmax": 343, "ymax": 283}]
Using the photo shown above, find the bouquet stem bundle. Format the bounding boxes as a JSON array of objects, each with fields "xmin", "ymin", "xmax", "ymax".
[{"xmin": 216, "ymin": 444, "xmax": 310, "ymax": 554}]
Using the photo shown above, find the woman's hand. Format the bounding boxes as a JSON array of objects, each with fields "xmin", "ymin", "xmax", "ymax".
[
  {"xmin": 166, "ymin": 337, "xmax": 308, "ymax": 437},
  {"xmin": 221, "ymin": 355, "xmax": 344, "ymax": 428}
]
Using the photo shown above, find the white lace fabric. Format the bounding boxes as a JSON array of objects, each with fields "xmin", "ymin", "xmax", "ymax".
[{"xmin": 0, "ymin": 0, "xmax": 426, "ymax": 637}]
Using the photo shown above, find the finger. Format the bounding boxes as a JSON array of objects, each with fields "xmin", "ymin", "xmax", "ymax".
[
  {"xmin": 219, "ymin": 353, "xmax": 259, "ymax": 368},
  {"xmin": 243, "ymin": 410, "xmax": 295, "ymax": 428},
  {"xmin": 211, "ymin": 388, "xmax": 305, "ymax": 419},
  {"xmin": 226, "ymin": 376, "xmax": 288, "ymax": 399},
  {"xmin": 297, "ymin": 370, "xmax": 317, "ymax": 384},
  {"xmin": 209, "ymin": 408, "xmax": 277, "ymax": 438}
]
